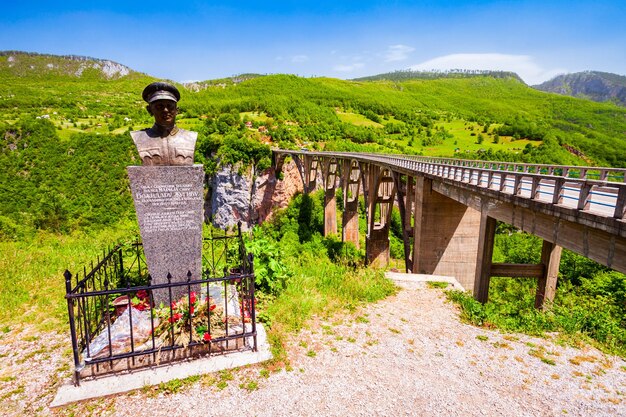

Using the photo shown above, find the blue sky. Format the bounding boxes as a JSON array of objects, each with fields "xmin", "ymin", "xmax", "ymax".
[{"xmin": 2, "ymin": 1, "xmax": 624, "ymax": 85}]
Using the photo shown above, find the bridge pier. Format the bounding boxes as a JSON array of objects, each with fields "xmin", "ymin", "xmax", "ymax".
[
  {"xmin": 394, "ymin": 174, "xmax": 415, "ymax": 272},
  {"xmin": 536, "ymin": 241, "xmax": 562, "ymax": 309},
  {"xmin": 412, "ymin": 178, "xmax": 482, "ymax": 291},
  {"xmin": 342, "ymin": 160, "xmax": 361, "ymax": 248},
  {"xmin": 366, "ymin": 166, "xmax": 396, "ymax": 267},
  {"xmin": 302, "ymin": 155, "xmax": 319, "ymax": 193},
  {"xmin": 322, "ymin": 158, "xmax": 339, "ymax": 236},
  {"xmin": 474, "ymin": 212, "xmax": 497, "ymax": 302}
]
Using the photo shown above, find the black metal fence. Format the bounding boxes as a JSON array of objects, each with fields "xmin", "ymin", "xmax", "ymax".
[{"xmin": 64, "ymin": 225, "xmax": 256, "ymax": 385}]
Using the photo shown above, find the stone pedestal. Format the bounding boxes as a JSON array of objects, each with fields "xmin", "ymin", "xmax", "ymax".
[{"xmin": 127, "ymin": 165, "xmax": 204, "ymax": 306}]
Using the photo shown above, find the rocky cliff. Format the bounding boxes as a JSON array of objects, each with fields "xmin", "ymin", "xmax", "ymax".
[
  {"xmin": 207, "ymin": 160, "xmax": 304, "ymax": 230},
  {"xmin": 0, "ymin": 51, "xmax": 135, "ymax": 79},
  {"xmin": 533, "ymin": 71, "xmax": 626, "ymax": 106}
]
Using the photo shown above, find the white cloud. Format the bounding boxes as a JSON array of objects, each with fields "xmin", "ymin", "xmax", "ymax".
[
  {"xmin": 409, "ymin": 53, "xmax": 566, "ymax": 85},
  {"xmin": 333, "ymin": 62, "xmax": 365, "ymax": 72},
  {"xmin": 385, "ymin": 44, "xmax": 415, "ymax": 62},
  {"xmin": 291, "ymin": 55, "xmax": 309, "ymax": 63}
]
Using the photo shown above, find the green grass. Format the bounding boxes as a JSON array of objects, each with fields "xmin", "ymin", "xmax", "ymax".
[
  {"xmin": 389, "ymin": 118, "xmax": 541, "ymax": 157},
  {"xmin": 335, "ymin": 110, "xmax": 383, "ymax": 127},
  {"xmin": 261, "ymin": 262, "xmax": 396, "ymax": 363},
  {"xmin": 177, "ymin": 117, "xmax": 204, "ymax": 131},
  {"xmin": 446, "ymin": 273, "xmax": 626, "ymax": 358},
  {"xmin": 0, "ymin": 224, "xmax": 134, "ymax": 332},
  {"xmin": 426, "ymin": 281, "xmax": 450, "ymax": 289},
  {"xmin": 240, "ymin": 111, "xmax": 272, "ymax": 123}
]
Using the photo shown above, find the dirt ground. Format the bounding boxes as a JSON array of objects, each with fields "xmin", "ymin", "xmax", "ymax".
[{"xmin": 1, "ymin": 282, "xmax": 625, "ymax": 416}]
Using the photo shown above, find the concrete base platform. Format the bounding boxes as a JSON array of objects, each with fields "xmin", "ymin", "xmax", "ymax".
[
  {"xmin": 385, "ymin": 272, "xmax": 465, "ymax": 291},
  {"xmin": 51, "ymin": 324, "xmax": 272, "ymax": 407}
]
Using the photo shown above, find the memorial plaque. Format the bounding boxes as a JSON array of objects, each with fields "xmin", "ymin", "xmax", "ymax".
[{"xmin": 127, "ymin": 165, "xmax": 204, "ymax": 305}]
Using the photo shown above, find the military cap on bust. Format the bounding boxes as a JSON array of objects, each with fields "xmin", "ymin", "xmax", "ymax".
[{"xmin": 142, "ymin": 82, "xmax": 181, "ymax": 103}]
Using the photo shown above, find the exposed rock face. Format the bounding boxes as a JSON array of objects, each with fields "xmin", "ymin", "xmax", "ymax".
[
  {"xmin": 0, "ymin": 51, "xmax": 133, "ymax": 79},
  {"xmin": 533, "ymin": 71, "xmax": 626, "ymax": 106},
  {"xmin": 208, "ymin": 160, "xmax": 304, "ymax": 230}
]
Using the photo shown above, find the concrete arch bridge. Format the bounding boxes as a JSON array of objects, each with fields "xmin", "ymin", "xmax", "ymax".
[{"xmin": 272, "ymin": 150, "xmax": 626, "ymax": 308}]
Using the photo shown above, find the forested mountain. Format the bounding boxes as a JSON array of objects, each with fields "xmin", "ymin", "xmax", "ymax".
[
  {"xmin": 353, "ymin": 69, "xmax": 524, "ymax": 83},
  {"xmin": 1, "ymin": 51, "xmax": 626, "ymax": 238},
  {"xmin": 533, "ymin": 71, "xmax": 626, "ymax": 106}
]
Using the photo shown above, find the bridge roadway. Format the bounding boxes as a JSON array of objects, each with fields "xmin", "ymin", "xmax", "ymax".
[{"xmin": 272, "ymin": 150, "xmax": 626, "ymax": 306}]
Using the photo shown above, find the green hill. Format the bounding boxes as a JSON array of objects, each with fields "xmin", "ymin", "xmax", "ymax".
[{"xmin": 1, "ymin": 51, "xmax": 626, "ymax": 237}]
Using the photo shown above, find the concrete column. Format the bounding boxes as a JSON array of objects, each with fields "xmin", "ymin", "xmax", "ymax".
[
  {"xmin": 412, "ymin": 177, "xmax": 482, "ymax": 291},
  {"xmin": 302, "ymin": 155, "xmax": 318, "ymax": 193},
  {"xmin": 394, "ymin": 174, "xmax": 415, "ymax": 272},
  {"xmin": 404, "ymin": 176, "xmax": 415, "ymax": 234},
  {"xmin": 535, "ymin": 240, "xmax": 562, "ymax": 309},
  {"xmin": 342, "ymin": 160, "xmax": 360, "ymax": 248},
  {"xmin": 474, "ymin": 211, "xmax": 497, "ymax": 303},
  {"xmin": 412, "ymin": 176, "xmax": 424, "ymax": 271},
  {"xmin": 322, "ymin": 158, "xmax": 338, "ymax": 236},
  {"xmin": 365, "ymin": 166, "xmax": 395, "ymax": 268},
  {"xmin": 324, "ymin": 188, "xmax": 337, "ymax": 236}
]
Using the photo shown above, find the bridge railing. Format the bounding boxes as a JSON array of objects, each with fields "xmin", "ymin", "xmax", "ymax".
[
  {"xmin": 364, "ymin": 154, "xmax": 626, "ymax": 221},
  {"xmin": 274, "ymin": 150, "xmax": 626, "ymax": 221},
  {"xmin": 337, "ymin": 152, "xmax": 626, "ymax": 183}
]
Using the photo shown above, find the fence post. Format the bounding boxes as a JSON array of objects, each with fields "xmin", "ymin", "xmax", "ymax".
[
  {"xmin": 248, "ymin": 253, "xmax": 257, "ymax": 351},
  {"xmin": 64, "ymin": 270, "xmax": 81, "ymax": 386}
]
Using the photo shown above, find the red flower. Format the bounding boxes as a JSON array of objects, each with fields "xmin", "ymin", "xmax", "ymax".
[
  {"xmin": 136, "ymin": 290, "xmax": 148, "ymax": 301},
  {"xmin": 189, "ymin": 306, "xmax": 195, "ymax": 315},
  {"xmin": 209, "ymin": 304, "xmax": 217, "ymax": 311},
  {"xmin": 189, "ymin": 292, "xmax": 197, "ymax": 305},
  {"xmin": 168, "ymin": 312, "xmax": 183, "ymax": 323},
  {"xmin": 203, "ymin": 333, "xmax": 211, "ymax": 342},
  {"xmin": 171, "ymin": 301, "xmax": 177, "ymax": 309}
]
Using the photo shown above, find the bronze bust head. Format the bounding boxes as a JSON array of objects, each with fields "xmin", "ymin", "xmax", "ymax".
[{"xmin": 131, "ymin": 82, "xmax": 197, "ymax": 166}]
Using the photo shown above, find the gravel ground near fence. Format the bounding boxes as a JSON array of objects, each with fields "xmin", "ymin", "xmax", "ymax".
[{"xmin": 1, "ymin": 282, "xmax": 626, "ymax": 417}]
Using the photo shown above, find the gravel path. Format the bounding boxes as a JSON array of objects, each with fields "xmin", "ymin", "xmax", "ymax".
[{"xmin": 2, "ymin": 282, "xmax": 626, "ymax": 416}]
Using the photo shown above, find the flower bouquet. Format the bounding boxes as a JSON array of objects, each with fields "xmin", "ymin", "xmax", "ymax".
[{"xmin": 152, "ymin": 291, "xmax": 240, "ymax": 348}]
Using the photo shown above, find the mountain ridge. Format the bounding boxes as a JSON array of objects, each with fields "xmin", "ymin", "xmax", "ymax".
[
  {"xmin": 352, "ymin": 69, "xmax": 525, "ymax": 83},
  {"xmin": 0, "ymin": 50, "xmax": 139, "ymax": 80},
  {"xmin": 533, "ymin": 71, "xmax": 626, "ymax": 106}
]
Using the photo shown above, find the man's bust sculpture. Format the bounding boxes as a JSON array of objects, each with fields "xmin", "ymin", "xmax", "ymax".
[{"xmin": 131, "ymin": 82, "xmax": 197, "ymax": 166}]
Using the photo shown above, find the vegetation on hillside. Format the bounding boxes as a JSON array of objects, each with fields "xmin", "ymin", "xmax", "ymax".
[{"xmin": 353, "ymin": 69, "xmax": 524, "ymax": 83}]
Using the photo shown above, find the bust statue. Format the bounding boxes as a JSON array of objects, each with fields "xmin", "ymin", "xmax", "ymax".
[{"xmin": 131, "ymin": 82, "xmax": 198, "ymax": 166}]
